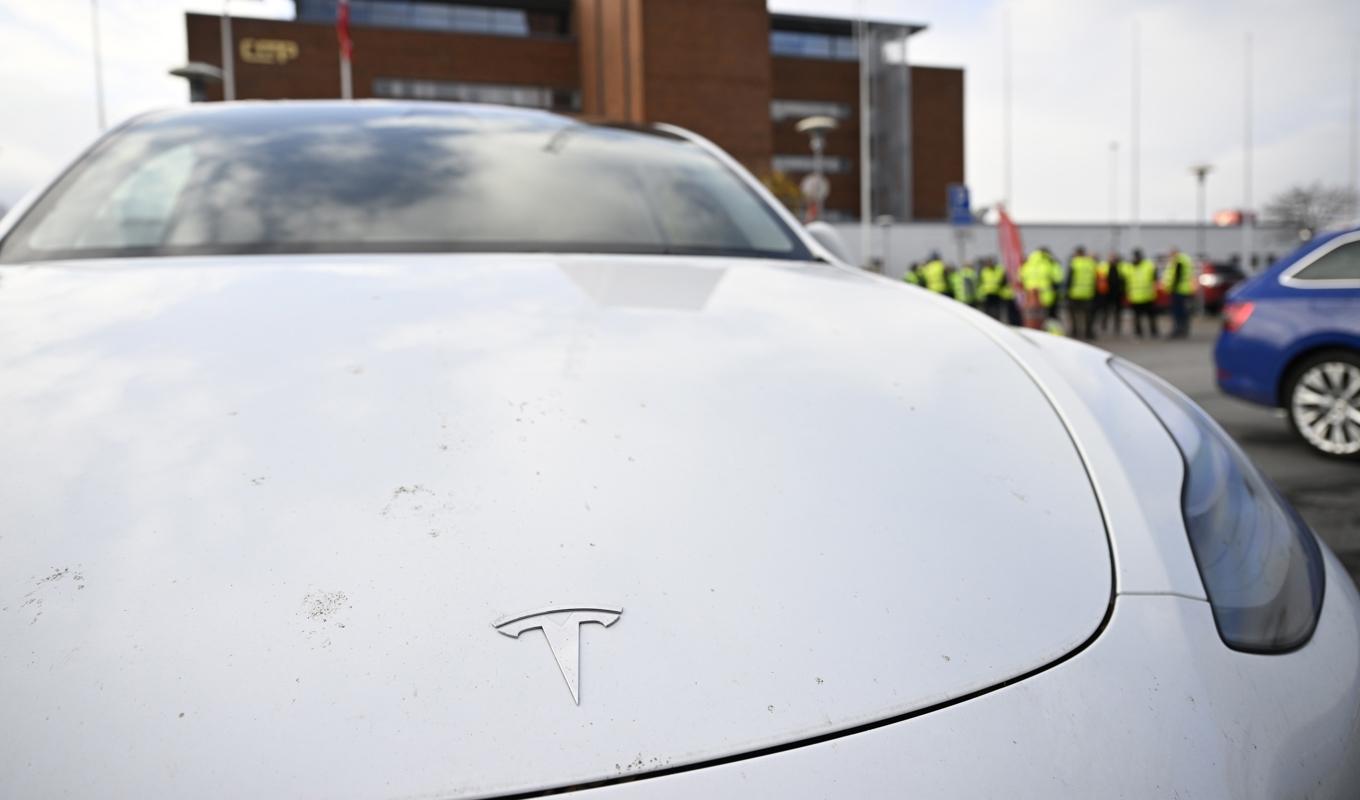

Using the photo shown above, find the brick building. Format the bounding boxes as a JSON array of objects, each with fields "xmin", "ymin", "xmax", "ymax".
[{"xmin": 183, "ymin": 0, "xmax": 963, "ymax": 220}]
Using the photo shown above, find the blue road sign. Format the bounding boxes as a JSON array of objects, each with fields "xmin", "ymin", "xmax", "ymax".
[{"xmin": 947, "ymin": 183, "xmax": 971, "ymax": 226}]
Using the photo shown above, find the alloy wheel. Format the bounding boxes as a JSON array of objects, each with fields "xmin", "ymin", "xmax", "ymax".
[{"xmin": 1290, "ymin": 361, "xmax": 1360, "ymax": 456}]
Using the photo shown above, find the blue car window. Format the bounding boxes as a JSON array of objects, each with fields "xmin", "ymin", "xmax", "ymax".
[{"xmin": 1293, "ymin": 241, "xmax": 1360, "ymax": 280}]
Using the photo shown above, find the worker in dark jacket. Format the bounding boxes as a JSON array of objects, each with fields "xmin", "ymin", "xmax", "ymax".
[{"xmin": 1096, "ymin": 252, "xmax": 1127, "ymax": 336}]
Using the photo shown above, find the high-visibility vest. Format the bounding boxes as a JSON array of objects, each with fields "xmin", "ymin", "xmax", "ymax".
[
  {"xmin": 1096, "ymin": 261, "xmax": 1110, "ymax": 294},
  {"xmin": 1122, "ymin": 259, "xmax": 1158, "ymax": 304},
  {"xmin": 1162, "ymin": 254, "xmax": 1197, "ymax": 296},
  {"xmin": 902, "ymin": 268, "xmax": 921, "ymax": 286},
  {"xmin": 1021, "ymin": 251, "xmax": 1055, "ymax": 307},
  {"xmin": 921, "ymin": 259, "xmax": 949, "ymax": 293},
  {"xmin": 978, "ymin": 263, "xmax": 1006, "ymax": 298},
  {"xmin": 1068, "ymin": 256, "xmax": 1098, "ymax": 301},
  {"xmin": 951, "ymin": 266, "xmax": 977, "ymax": 304}
]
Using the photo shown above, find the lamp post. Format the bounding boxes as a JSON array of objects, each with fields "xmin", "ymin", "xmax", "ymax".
[
  {"xmin": 221, "ymin": 2, "xmax": 236, "ymax": 101},
  {"xmin": 1108, "ymin": 141, "xmax": 1119, "ymax": 251},
  {"xmin": 89, "ymin": 0, "xmax": 106, "ymax": 130},
  {"xmin": 1190, "ymin": 164, "xmax": 1213, "ymax": 257},
  {"xmin": 796, "ymin": 115, "xmax": 838, "ymax": 222},
  {"xmin": 220, "ymin": 0, "xmax": 263, "ymax": 102},
  {"xmin": 875, "ymin": 214, "xmax": 895, "ymax": 274},
  {"xmin": 169, "ymin": 63, "xmax": 225, "ymax": 103}
]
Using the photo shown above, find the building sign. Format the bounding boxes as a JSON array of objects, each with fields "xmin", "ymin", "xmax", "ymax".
[{"xmin": 239, "ymin": 38, "xmax": 299, "ymax": 66}]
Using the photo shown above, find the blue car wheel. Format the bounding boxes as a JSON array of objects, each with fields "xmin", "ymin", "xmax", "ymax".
[{"xmin": 1283, "ymin": 348, "xmax": 1360, "ymax": 460}]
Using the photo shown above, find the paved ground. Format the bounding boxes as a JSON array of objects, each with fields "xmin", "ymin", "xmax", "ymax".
[{"xmin": 1097, "ymin": 315, "xmax": 1360, "ymax": 588}]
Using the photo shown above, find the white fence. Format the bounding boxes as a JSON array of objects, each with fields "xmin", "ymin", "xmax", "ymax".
[{"xmin": 830, "ymin": 221, "xmax": 1302, "ymax": 280}]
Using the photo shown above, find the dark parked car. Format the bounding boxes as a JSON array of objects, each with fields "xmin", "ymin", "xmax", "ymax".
[
  {"xmin": 1198, "ymin": 260, "xmax": 1247, "ymax": 314},
  {"xmin": 1214, "ymin": 228, "xmax": 1360, "ymax": 459}
]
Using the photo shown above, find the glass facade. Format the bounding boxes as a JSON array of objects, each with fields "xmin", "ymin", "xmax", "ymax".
[
  {"xmin": 296, "ymin": 0, "xmax": 536, "ymax": 37},
  {"xmin": 770, "ymin": 99, "xmax": 851, "ymax": 122},
  {"xmin": 769, "ymin": 30, "xmax": 858, "ymax": 61},
  {"xmin": 372, "ymin": 77, "xmax": 580, "ymax": 112}
]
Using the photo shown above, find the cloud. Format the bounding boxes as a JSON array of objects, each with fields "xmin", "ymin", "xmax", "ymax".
[
  {"xmin": 0, "ymin": 0, "xmax": 291, "ymax": 204},
  {"xmin": 1, "ymin": 0, "xmax": 1356, "ymax": 223}
]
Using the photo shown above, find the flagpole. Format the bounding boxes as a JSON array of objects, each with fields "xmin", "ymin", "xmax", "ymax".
[
  {"xmin": 1130, "ymin": 20, "xmax": 1140, "ymax": 248},
  {"xmin": 858, "ymin": 11, "xmax": 872, "ymax": 267},
  {"xmin": 1002, "ymin": 7, "xmax": 1012, "ymax": 213},
  {"xmin": 1350, "ymin": 46, "xmax": 1358, "ymax": 221},
  {"xmin": 89, "ymin": 0, "xmax": 106, "ymax": 129},
  {"xmin": 338, "ymin": 0, "xmax": 353, "ymax": 100},
  {"xmin": 1243, "ymin": 33, "xmax": 1253, "ymax": 270},
  {"xmin": 221, "ymin": 2, "xmax": 235, "ymax": 101}
]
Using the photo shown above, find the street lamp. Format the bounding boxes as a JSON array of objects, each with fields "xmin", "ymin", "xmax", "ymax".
[
  {"xmin": 220, "ymin": 0, "xmax": 265, "ymax": 102},
  {"xmin": 795, "ymin": 115, "xmax": 838, "ymax": 221},
  {"xmin": 169, "ymin": 63, "xmax": 225, "ymax": 103},
  {"xmin": 874, "ymin": 214, "xmax": 895, "ymax": 274},
  {"xmin": 1190, "ymin": 163, "xmax": 1214, "ymax": 257},
  {"xmin": 89, "ymin": 0, "xmax": 106, "ymax": 130},
  {"xmin": 1109, "ymin": 141, "xmax": 1120, "ymax": 251}
]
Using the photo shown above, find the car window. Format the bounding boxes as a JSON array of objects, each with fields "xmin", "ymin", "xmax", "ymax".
[
  {"xmin": 1, "ymin": 106, "xmax": 811, "ymax": 264},
  {"xmin": 1293, "ymin": 239, "xmax": 1360, "ymax": 281}
]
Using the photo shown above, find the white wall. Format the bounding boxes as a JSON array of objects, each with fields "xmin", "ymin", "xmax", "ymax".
[{"xmin": 831, "ymin": 221, "xmax": 1303, "ymax": 280}]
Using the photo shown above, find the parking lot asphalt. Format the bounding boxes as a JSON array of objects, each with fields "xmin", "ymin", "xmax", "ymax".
[{"xmin": 1097, "ymin": 315, "xmax": 1360, "ymax": 588}]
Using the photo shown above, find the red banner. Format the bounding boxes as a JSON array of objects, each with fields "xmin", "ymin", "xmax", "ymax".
[
  {"xmin": 996, "ymin": 205, "xmax": 1023, "ymax": 288},
  {"xmin": 336, "ymin": 0, "xmax": 353, "ymax": 60},
  {"xmin": 996, "ymin": 205, "xmax": 1044, "ymax": 328}
]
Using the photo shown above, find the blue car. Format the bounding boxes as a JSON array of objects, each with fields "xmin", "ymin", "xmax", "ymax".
[{"xmin": 1214, "ymin": 227, "xmax": 1360, "ymax": 459}]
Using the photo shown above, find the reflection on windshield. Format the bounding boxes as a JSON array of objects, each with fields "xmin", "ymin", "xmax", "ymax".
[{"xmin": 1, "ymin": 104, "xmax": 810, "ymax": 263}]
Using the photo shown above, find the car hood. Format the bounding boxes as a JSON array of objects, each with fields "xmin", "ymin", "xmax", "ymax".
[{"xmin": 0, "ymin": 254, "xmax": 1110, "ymax": 799}]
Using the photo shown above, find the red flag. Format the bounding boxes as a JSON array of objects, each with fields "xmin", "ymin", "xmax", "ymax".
[
  {"xmin": 336, "ymin": 0, "xmax": 352, "ymax": 60},
  {"xmin": 996, "ymin": 204, "xmax": 1024, "ymax": 288},
  {"xmin": 997, "ymin": 204, "xmax": 1043, "ymax": 327}
]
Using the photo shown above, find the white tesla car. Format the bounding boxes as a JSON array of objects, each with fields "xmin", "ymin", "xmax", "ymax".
[{"xmin": 1, "ymin": 102, "xmax": 1357, "ymax": 799}]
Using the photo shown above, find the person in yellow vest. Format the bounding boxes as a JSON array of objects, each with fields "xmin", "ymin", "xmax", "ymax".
[
  {"xmin": 902, "ymin": 261, "xmax": 922, "ymax": 286},
  {"xmin": 1120, "ymin": 247, "xmax": 1160, "ymax": 338},
  {"xmin": 920, "ymin": 252, "xmax": 950, "ymax": 295},
  {"xmin": 1162, "ymin": 247, "xmax": 1197, "ymax": 339},
  {"xmin": 977, "ymin": 256, "xmax": 1010, "ymax": 321},
  {"xmin": 951, "ymin": 260, "xmax": 978, "ymax": 308},
  {"xmin": 1020, "ymin": 248, "xmax": 1057, "ymax": 323},
  {"xmin": 1065, "ymin": 246, "xmax": 1098, "ymax": 340}
]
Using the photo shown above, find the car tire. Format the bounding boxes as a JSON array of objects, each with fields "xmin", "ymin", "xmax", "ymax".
[{"xmin": 1283, "ymin": 349, "xmax": 1360, "ymax": 461}]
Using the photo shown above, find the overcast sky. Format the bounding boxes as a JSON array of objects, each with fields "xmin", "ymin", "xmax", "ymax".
[{"xmin": 0, "ymin": 0, "xmax": 1356, "ymax": 222}]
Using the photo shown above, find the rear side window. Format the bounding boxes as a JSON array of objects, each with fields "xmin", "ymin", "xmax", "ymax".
[{"xmin": 1292, "ymin": 240, "xmax": 1360, "ymax": 281}]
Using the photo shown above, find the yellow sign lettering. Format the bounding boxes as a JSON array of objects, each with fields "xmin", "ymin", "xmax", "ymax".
[{"xmin": 239, "ymin": 38, "xmax": 299, "ymax": 66}]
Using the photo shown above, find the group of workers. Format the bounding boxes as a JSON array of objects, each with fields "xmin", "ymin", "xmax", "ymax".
[{"xmin": 902, "ymin": 246, "xmax": 1199, "ymax": 340}]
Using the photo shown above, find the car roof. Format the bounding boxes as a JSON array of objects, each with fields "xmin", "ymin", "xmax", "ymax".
[{"xmin": 124, "ymin": 99, "xmax": 664, "ymax": 137}]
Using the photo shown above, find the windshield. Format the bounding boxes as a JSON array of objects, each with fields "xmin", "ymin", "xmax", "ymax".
[{"xmin": 0, "ymin": 103, "xmax": 812, "ymax": 263}]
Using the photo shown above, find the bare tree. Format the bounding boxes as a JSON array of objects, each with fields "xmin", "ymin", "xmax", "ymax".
[{"xmin": 1263, "ymin": 183, "xmax": 1358, "ymax": 239}]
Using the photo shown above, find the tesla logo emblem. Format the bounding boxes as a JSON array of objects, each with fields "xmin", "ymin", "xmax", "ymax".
[{"xmin": 493, "ymin": 606, "xmax": 622, "ymax": 704}]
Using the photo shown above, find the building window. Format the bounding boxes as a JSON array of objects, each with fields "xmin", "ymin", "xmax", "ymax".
[
  {"xmin": 296, "ymin": 0, "xmax": 539, "ymax": 37},
  {"xmin": 770, "ymin": 99, "xmax": 851, "ymax": 122},
  {"xmin": 772, "ymin": 154, "xmax": 851, "ymax": 175},
  {"xmin": 770, "ymin": 30, "xmax": 858, "ymax": 61},
  {"xmin": 372, "ymin": 77, "xmax": 580, "ymax": 111}
]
